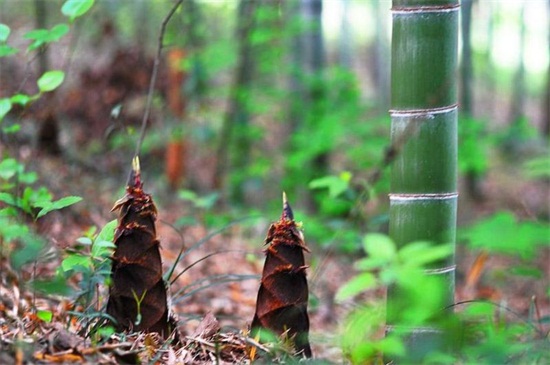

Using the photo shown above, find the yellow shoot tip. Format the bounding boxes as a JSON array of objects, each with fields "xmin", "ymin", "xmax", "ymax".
[{"xmin": 132, "ymin": 156, "xmax": 141, "ymax": 174}]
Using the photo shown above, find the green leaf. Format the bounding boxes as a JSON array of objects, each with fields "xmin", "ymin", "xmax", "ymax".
[
  {"xmin": 2, "ymin": 124, "xmax": 20, "ymax": 134},
  {"xmin": 91, "ymin": 240, "xmax": 115, "ymax": 259},
  {"xmin": 363, "ymin": 233, "xmax": 396, "ymax": 261},
  {"xmin": 37, "ymin": 70, "xmax": 65, "ymax": 92},
  {"xmin": 62, "ymin": 0, "xmax": 95, "ymax": 21},
  {"xmin": 24, "ymin": 29, "xmax": 49, "ymax": 50},
  {"xmin": 0, "ymin": 192, "xmax": 16, "ymax": 206},
  {"xmin": 0, "ymin": 158, "xmax": 18, "ymax": 179},
  {"xmin": 398, "ymin": 241, "xmax": 454, "ymax": 268},
  {"xmin": 0, "ymin": 44, "xmax": 19, "ymax": 57},
  {"xmin": 335, "ymin": 272, "xmax": 376, "ymax": 302},
  {"xmin": 19, "ymin": 171, "xmax": 37, "ymax": 184},
  {"xmin": 96, "ymin": 219, "xmax": 117, "ymax": 243},
  {"xmin": 50, "ymin": 24, "xmax": 70, "ymax": 40},
  {"xmin": 36, "ymin": 195, "xmax": 82, "ymax": 218},
  {"xmin": 0, "ymin": 98, "xmax": 12, "ymax": 120},
  {"xmin": 524, "ymin": 155, "xmax": 550, "ymax": 179},
  {"xmin": 309, "ymin": 174, "xmax": 351, "ymax": 199},
  {"xmin": 24, "ymin": 24, "xmax": 69, "ymax": 51},
  {"xmin": 37, "ymin": 310, "xmax": 53, "ymax": 323},
  {"xmin": 0, "ymin": 24, "xmax": 10, "ymax": 42},
  {"xmin": 459, "ymin": 212, "xmax": 550, "ymax": 259},
  {"xmin": 61, "ymin": 253, "xmax": 91, "ymax": 272},
  {"xmin": 11, "ymin": 94, "xmax": 31, "ymax": 106}
]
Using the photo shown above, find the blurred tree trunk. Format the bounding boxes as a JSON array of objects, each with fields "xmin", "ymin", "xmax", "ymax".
[
  {"xmin": 387, "ymin": 0, "xmax": 458, "ymax": 362},
  {"xmin": 543, "ymin": 0, "xmax": 550, "ymax": 137},
  {"xmin": 34, "ymin": 0, "xmax": 61, "ymax": 156},
  {"xmin": 508, "ymin": 4, "xmax": 526, "ymax": 125},
  {"xmin": 372, "ymin": 0, "xmax": 390, "ymax": 113},
  {"xmin": 338, "ymin": 0, "xmax": 352, "ymax": 68},
  {"xmin": 460, "ymin": 0, "xmax": 484, "ymax": 200},
  {"xmin": 214, "ymin": 0, "xmax": 257, "ymax": 202},
  {"xmin": 287, "ymin": 0, "xmax": 305, "ymax": 135},
  {"xmin": 304, "ymin": 0, "xmax": 328, "ymax": 179}
]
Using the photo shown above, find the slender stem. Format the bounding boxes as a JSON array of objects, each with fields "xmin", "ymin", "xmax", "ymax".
[{"xmin": 134, "ymin": 0, "xmax": 184, "ymax": 159}]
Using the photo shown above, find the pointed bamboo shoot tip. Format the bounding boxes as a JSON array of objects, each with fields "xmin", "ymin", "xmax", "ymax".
[
  {"xmin": 132, "ymin": 156, "xmax": 141, "ymax": 174},
  {"xmin": 282, "ymin": 191, "xmax": 294, "ymax": 221}
]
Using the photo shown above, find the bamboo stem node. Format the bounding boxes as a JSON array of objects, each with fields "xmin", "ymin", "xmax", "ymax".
[
  {"xmin": 424, "ymin": 265, "xmax": 456, "ymax": 275},
  {"xmin": 389, "ymin": 193, "xmax": 458, "ymax": 201},
  {"xmin": 389, "ymin": 104, "xmax": 458, "ymax": 117},
  {"xmin": 392, "ymin": 5, "xmax": 460, "ymax": 14}
]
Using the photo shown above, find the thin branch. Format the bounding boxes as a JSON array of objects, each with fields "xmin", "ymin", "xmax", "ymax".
[{"xmin": 134, "ymin": 0, "xmax": 184, "ymax": 159}]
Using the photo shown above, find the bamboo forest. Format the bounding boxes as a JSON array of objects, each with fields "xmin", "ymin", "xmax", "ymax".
[{"xmin": 0, "ymin": 0, "xmax": 548, "ymax": 364}]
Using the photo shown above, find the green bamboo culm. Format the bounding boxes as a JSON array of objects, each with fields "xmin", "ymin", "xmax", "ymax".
[{"xmin": 387, "ymin": 0, "xmax": 459, "ymax": 362}]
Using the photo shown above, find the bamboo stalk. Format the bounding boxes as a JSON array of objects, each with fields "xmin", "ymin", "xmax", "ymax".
[{"xmin": 387, "ymin": 0, "xmax": 459, "ymax": 361}]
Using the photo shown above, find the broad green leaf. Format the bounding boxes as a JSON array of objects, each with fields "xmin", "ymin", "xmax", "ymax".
[
  {"xmin": 36, "ymin": 195, "xmax": 82, "ymax": 218},
  {"xmin": 76, "ymin": 236, "xmax": 93, "ymax": 245},
  {"xmin": 0, "ymin": 24, "xmax": 9, "ymax": 42},
  {"xmin": 24, "ymin": 29, "xmax": 49, "ymax": 50},
  {"xmin": 24, "ymin": 24, "xmax": 69, "ymax": 50},
  {"xmin": 524, "ymin": 155, "xmax": 550, "ymax": 179},
  {"xmin": 178, "ymin": 189, "xmax": 198, "ymax": 201},
  {"xmin": 91, "ymin": 240, "xmax": 115, "ymax": 259},
  {"xmin": 50, "ymin": 24, "xmax": 69, "ymax": 40},
  {"xmin": 363, "ymin": 233, "xmax": 396, "ymax": 261},
  {"xmin": 0, "ymin": 44, "xmax": 19, "ymax": 57},
  {"xmin": 309, "ymin": 174, "xmax": 350, "ymax": 199},
  {"xmin": 61, "ymin": 253, "xmax": 91, "ymax": 272},
  {"xmin": 0, "ymin": 221, "xmax": 29, "ymax": 241},
  {"xmin": 37, "ymin": 310, "xmax": 53, "ymax": 323},
  {"xmin": 0, "ymin": 192, "xmax": 16, "ymax": 206},
  {"xmin": 96, "ymin": 219, "xmax": 117, "ymax": 243},
  {"xmin": 37, "ymin": 70, "xmax": 65, "ymax": 92},
  {"xmin": 0, "ymin": 98, "xmax": 12, "ymax": 120},
  {"xmin": 459, "ymin": 212, "xmax": 549, "ymax": 259},
  {"xmin": 19, "ymin": 171, "xmax": 37, "ymax": 184},
  {"xmin": 398, "ymin": 242, "xmax": 453, "ymax": 268},
  {"xmin": 0, "ymin": 158, "xmax": 18, "ymax": 179},
  {"xmin": 62, "ymin": 0, "xmax": 95, "ymax": 21},
  {"xmin": 335, "ymin": 272, "xmax": 376, "ymax": 302}
]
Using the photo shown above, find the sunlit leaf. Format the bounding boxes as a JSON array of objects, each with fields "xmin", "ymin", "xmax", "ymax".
[
  {"xmin": 363, "ymin": 233, "xmax": 396, "ymax": 261},
  {"xmin": 37, "ymin": 70, "xmax": 65, "ymax": 92},
  {"xmin": 335, "ymin": 272, "xmax": 376, "ymax": 302},
  {"xmin": 61, "ymin": 0, "xmax": 95, "ymax": 21},
  {"xmin": 0, "ymin": 158, "xmax": 18, "ymax": 179},
  {"xmin": 0, "ymin": 98, "xmax": 12, "ymax": 120},
  {"xmin": 62, "ymin": 254, "xmax": 91, "ymax": 272},
  {"xmin": 0, "ymin": 44, "xmax": 18, "ymax": 57},
  {"xmin": 96, "ymin": 219, "xmax": 117, "ymax": 243},
  {"xmin": 37, "ymin": 310, "xmax": 53, "ymax": 323},
  {"xmin": 0, "ymin": 24, "xmax": 10, "ymax": 42},
  {"xmin": 309, "ymin": 174, "xmax": 351, "ymax": 199}
]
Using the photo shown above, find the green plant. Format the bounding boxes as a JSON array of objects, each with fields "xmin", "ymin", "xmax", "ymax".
[
  {"xmin": 176, "ymin": 189, "xmax": 220, "ymax": 227},
  {"xmin": 0, "ymin": 158, "xmax": 82, "ymax": 270},
  {"xmin": 337, "ymin": 228, "xmax": 549, "ymax": 364},
  {"xmin": 337, "ymin": 234, "xmax": 453, "ymax": 363}
]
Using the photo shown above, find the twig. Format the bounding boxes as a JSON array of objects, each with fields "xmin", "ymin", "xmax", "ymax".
[{"xmin": 134, "ymin": 0, "xmax": 184, "ymax": 159}]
